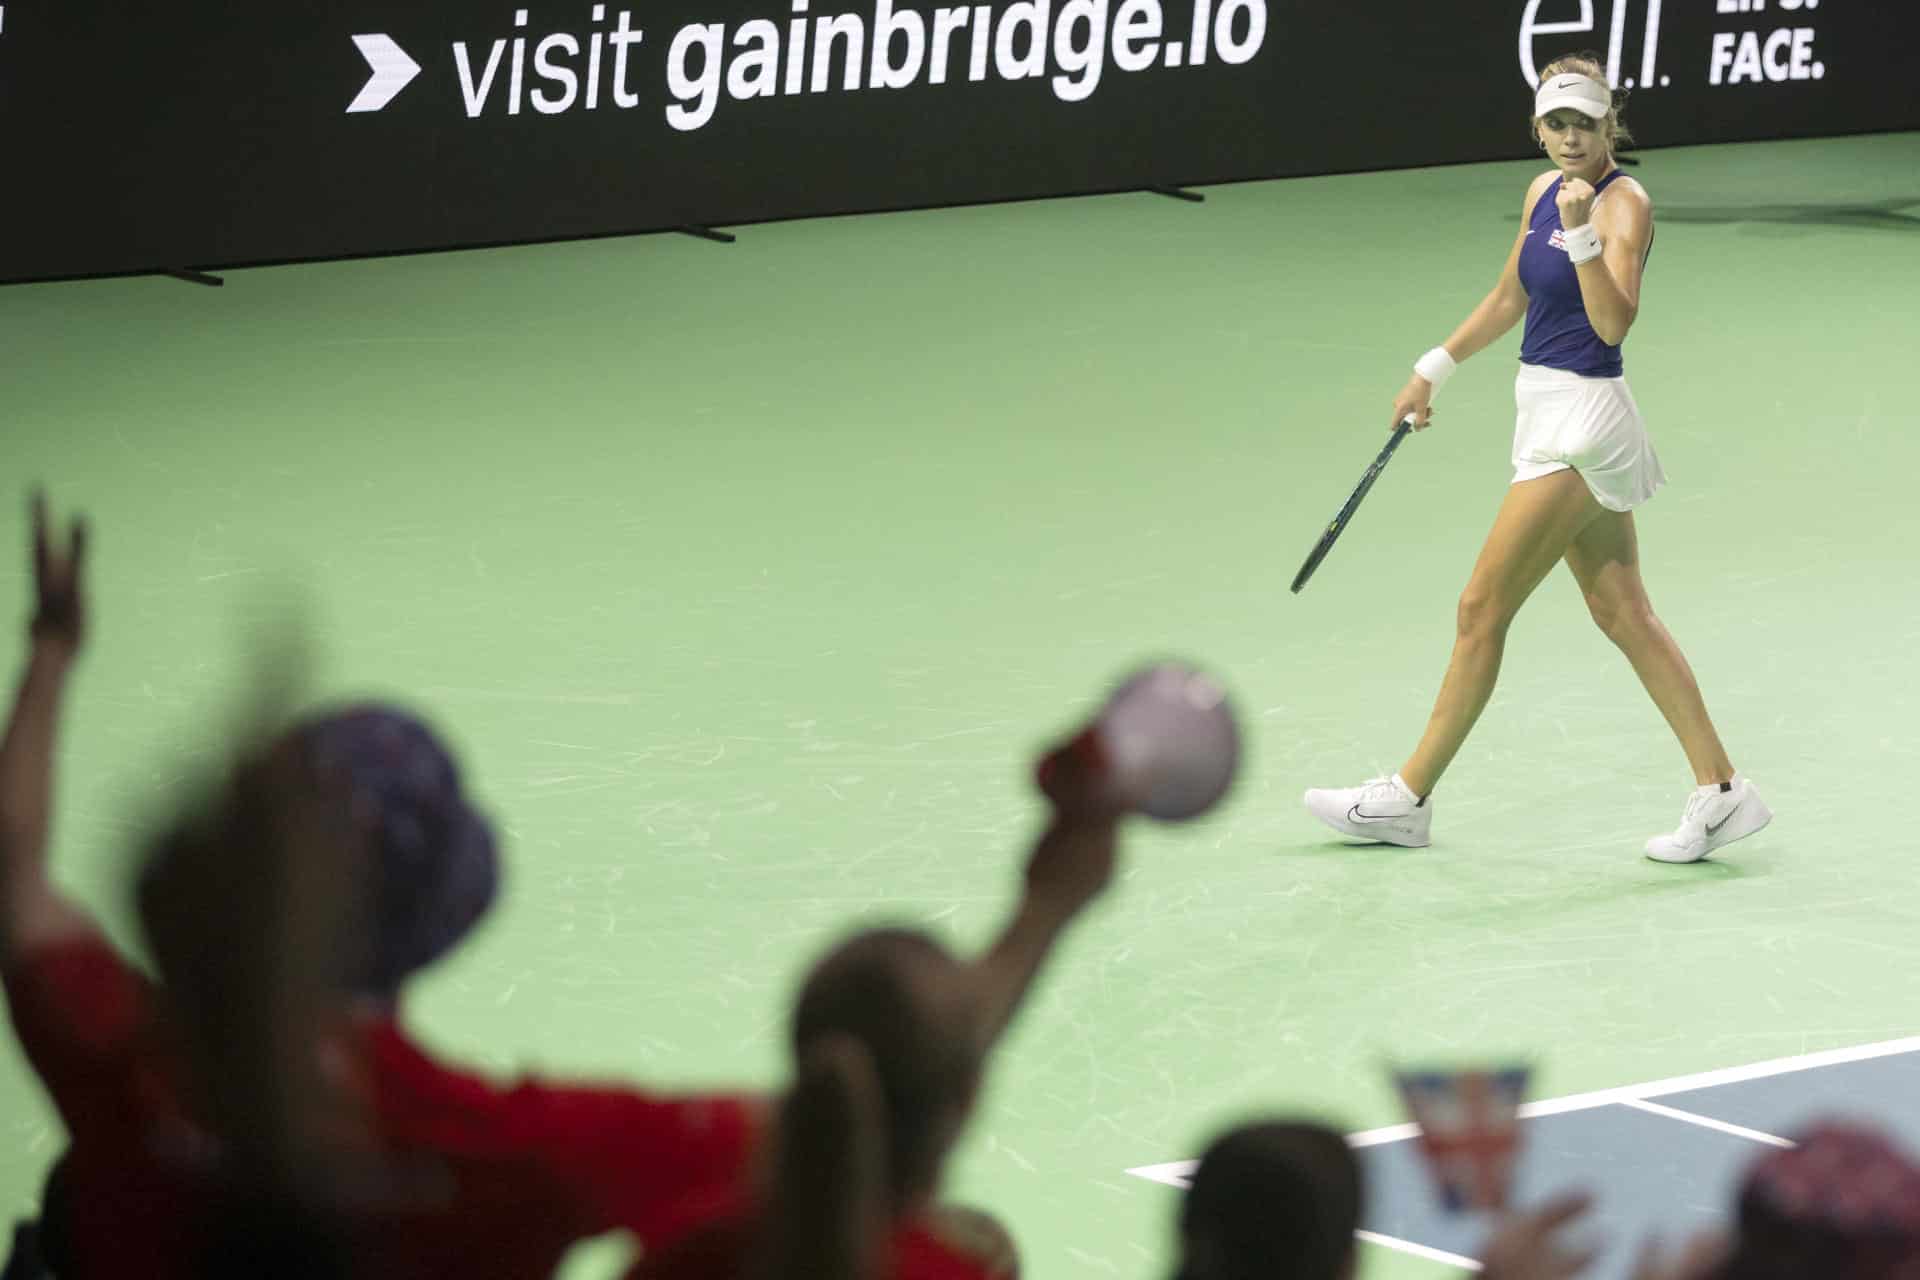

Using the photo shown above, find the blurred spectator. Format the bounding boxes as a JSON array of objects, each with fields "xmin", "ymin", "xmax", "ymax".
[
  {"xmin": 1713, "ymin": 1123, "xmax": 1920, "ymax": 1280},
  {"xmin": 1477, "ymin": 1123, "xmax": 1920, "ymax": 1280},
  {"xmin": 137, "ymin": 726, "xmax": 381, "ymax": 1280},
  {"xmin": 1173, "ymin": 1120, "xmax": 1362, "ymax": 1280},
  {"xmin": 634, "ymin": 735, "xmax": 1128, "ymax": 1280},
  {"xmin": 0, "ymin": 494, "xmax": 763, "ymax": 1278},
  {"xmin": 1170, "ymin": 1129, "xmax": 1609, "ymax": 1280}
]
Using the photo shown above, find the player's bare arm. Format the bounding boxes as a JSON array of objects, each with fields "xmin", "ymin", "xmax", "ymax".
[
  {"xmin": 1392, "ymin": 170, "xmax": 1558, "ymax": 431},
  {"xmin": 1569, "ymin": 175, "xmax": 1651, "ymax": 345}
]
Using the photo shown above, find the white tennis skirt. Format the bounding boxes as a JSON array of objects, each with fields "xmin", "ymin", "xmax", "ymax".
[{"xmin": 1511, "ymin": 363, "xmax": 1666, "ymax": 512}]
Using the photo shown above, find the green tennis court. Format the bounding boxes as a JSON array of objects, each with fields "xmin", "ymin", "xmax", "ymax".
[{"xmin": 4, "ymin": 130, "xmax": 1918, "ymax": 1277}]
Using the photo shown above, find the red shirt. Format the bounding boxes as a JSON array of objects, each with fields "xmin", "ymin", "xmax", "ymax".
[
  {"xmin": 630, "ymin": 1190, "xmax": 1015, "ymax": 1280},
  {"xmin": 4, "ymin": 934, "xmax": 759, "ymax": 1279}
]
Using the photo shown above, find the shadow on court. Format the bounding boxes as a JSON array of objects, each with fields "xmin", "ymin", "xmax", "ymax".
[
  {"xmin": 1289, "ymin": 840, "xmax": 1431, "ymax": 858},
  {"xmin": 1658, "ymin": 196, "xmax": 1920, "ymax": 231},
  {"xmin": 1284, "ymin": 841, "xmax": 1765, "ymax": 884}
]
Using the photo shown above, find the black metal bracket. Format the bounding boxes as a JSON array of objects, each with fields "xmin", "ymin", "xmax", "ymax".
[
  {"xmin": 162, "ymin": 269, "xmax": 224, "ymax": 287},
  {"xmin": 1148, "ymin": 186, "xmax": 1206, "ymax": 203},
  {"xmin": 675, "ymin": 225, "xmax": 737, "ymax": 244}
]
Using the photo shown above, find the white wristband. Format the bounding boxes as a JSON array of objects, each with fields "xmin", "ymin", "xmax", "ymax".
[
  {"xmin": 1563, "ymin": 222, "xmax": 1603, "ymax": 265},
  {"xmin": 1413, "ymin": 345, "xmax": 1457, "ymax": 392}
]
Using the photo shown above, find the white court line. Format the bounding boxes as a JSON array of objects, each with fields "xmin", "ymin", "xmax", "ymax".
[
  {"xmin": 1356, "ymin": 1229, "xmax": 1483, "ymax": 1272},
  {"xmin": 1123, "ymin": 1034, "xmax": 1920, "ymax": 1268},
  {"xmin": 1128, "ymin": 1033, "xmax": 1920, "ymax": 1184},
  {"xmin": 1621, "ymin": 1098, "xmax": 1797, "ymax": 1148},
  {"xmin": 1124, "ymin": 1160, "xmax": 1198, "ymax": 1187},
  {"xmin": 1492, "ymin": 1033, "xmax": 1920, "ymax": 1122}
]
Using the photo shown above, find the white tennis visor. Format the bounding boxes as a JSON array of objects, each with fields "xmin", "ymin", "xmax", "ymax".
[{"xmin": 1534, "ymin": 73, "xmax": 1611, "ymax": 122}]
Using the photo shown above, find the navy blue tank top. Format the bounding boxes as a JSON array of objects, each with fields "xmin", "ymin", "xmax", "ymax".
[{"xmin": 1519, "ymin": 170, "xmax": 1628, "ymax": 378}]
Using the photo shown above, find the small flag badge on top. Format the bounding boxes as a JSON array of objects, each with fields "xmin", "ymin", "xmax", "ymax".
[{"xmin": 1394, "ymin": 1065, "xmax": 1530, "ymax": 1213}]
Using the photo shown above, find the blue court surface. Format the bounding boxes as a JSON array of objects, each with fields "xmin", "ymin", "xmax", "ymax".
[{"xmin": 1127, "ymin": 1036, "xmax": 1920, "ymax": 1276}]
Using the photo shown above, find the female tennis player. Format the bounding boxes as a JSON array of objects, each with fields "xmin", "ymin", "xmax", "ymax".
[{"xmin": 1304, "ymin": 55, "xmax": 1771, "ymax": 863}]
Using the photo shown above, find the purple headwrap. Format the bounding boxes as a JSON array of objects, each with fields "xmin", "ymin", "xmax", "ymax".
[{"xmin": 291, "ymin": 704, "xmax": 499, "ymax": 998}]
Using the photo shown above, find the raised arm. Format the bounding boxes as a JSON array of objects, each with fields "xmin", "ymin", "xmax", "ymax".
[
  {"xmin": 1561, "ymin": 175, "xmax": 1651, "ymax": 347},
  {"xmin": 0, "ymin": 494, "xmax": 98, "ymax": 967},
  {"xmin": 1391, "ymin": 170, "xmax": 1558, "ymax": 431},
  {"xmin": 967, "ymin": 737, "xmax": 1123, "ymax": 1053}
]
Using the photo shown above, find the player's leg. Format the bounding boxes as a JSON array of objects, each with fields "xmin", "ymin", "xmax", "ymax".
[
  {"xmin": 1397, "ymin": 468, "xmax": 1604, "ymax": 795},
  {"xmin": 1564, "ymin": 509, "xmax": 1770, "ymax": 861},
  {"xmin": 1305, "ymin": 469, "xmax": 1602, "ymax": 847},
  {"xmin": 1563, "ymin": 508, "xmax": 1732, "ymax": 783}
]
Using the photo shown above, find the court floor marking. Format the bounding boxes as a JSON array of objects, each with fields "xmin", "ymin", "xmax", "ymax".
[
  {"xmin": 1126, "ymin": 1032, "xmax": 1920, "ymax": 1188},
  {"xmin": 1618, "ymin": 1097, "xmax": 1796, "ymax": 1148},
  {"xmin": 1354, "ymin": 1229, "xmax": 1483, "ymax": 1272},
  {"xmin": 1126, "ymin": 1031, "xmax": 1920, "ymax": 1280}
]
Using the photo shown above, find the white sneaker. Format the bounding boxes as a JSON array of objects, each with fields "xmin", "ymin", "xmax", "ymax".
[
  {"xmin": 1645, "ymin": 776, "xmax": 1773, "ymax": 863},
  {"xmin": 1304, "ymin": 774, "xmax": 1432, "ymax": 848}
]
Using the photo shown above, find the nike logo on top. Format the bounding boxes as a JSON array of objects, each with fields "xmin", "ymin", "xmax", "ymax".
[
  {"xmin": 1556, "ymin": 78, "xmax": 1583, "ymax": 89},
  {"xmin": 1705, "ymin": 802, "xmax": 1741, "ymax": 837},
  {"xmin": 1347, "ymin": 804, "xmax": 1408, "ymax": 825}
]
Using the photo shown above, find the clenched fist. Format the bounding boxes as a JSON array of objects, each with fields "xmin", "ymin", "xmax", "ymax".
[{"xmin": 1556, "ymin": 177, "xmax": 1597, "ymax": 230}]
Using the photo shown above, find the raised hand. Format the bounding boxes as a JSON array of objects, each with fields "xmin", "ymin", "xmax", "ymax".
[
  {"xmin": 2, "ymin": 491, "xmax": 98, "ymax": 960},
  {"xmin": 29, "ymin": 491, "xmax": 87, "ymax": 656},
  {"xmin": 1479, "ymin": 1192, "xmax": 1600, "ymax": 1280},
  {"xmin": 1034, "ymin": 730, "xmax": 1126, "ymax": 823},
  {"xmin": 1556, "ymin": 177, "xmax": 1598, "ymax": 229},
  {"xmin": 1026, "ymin": 733, "xmax": 1123, "ymax": 917}
]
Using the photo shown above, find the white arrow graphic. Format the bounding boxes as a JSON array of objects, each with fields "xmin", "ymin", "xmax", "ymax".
[{"xmin": 346, "ymin": 33, "xmax": 421, "ymax": 114}]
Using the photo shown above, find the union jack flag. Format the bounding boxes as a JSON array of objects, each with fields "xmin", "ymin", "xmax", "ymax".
[{"xmin": 1394, "ymin": 1066, "xmax": 1530, "ymax": 1213}]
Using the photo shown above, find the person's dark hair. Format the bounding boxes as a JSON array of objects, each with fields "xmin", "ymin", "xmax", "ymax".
[
  {"xmin": 753, "ymin": 1035, "xmax": 887, "ymax": 1280},
  {"xmin": 790, "ymin": 929, "xmax": 981, "ymax": 1210},
  {"xmin": 1533, "ymin": 51, "xmax": 1636, "ymax": 151},
  {"xmin": 1175, "ymin": 1121, "xmax": 1362, "ymax": 1280}
]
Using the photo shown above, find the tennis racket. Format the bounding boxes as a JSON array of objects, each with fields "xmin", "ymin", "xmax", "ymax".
[{"xmin": 1289, "ymin": 417, "xmax": 1414, "ymax": 594}]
